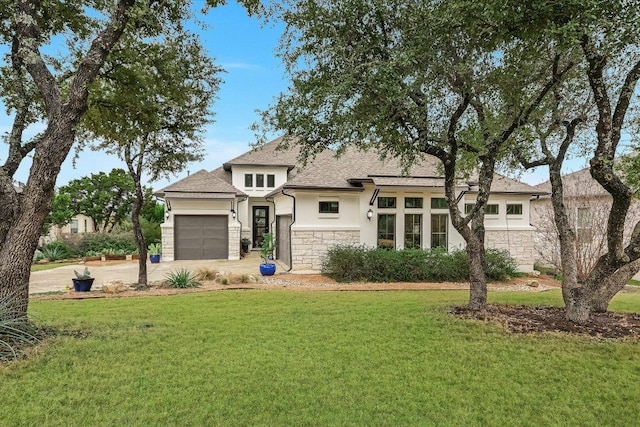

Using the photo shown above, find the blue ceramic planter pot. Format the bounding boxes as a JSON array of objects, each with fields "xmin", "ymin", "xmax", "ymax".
[
  {"xmin": 149, "ymin": 254, "xmax": 161, "ymax": 263},
  {"xmin": 259, "ymin": 263, "xmax": 276, "ymax": 276},
  {"xmin": 72, "ymin": 278, "xmax": 94, "ymax": 292}
]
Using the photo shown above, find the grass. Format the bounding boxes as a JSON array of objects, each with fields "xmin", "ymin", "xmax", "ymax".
[
  {"xmin": 627, "ymin": 279, "xmax": 640, "ymax": 286},
  {"xmin": 30, "ymin": 262, "xmax": 77, "ymax": 272},
  {"xmin": 1, "ymin": 290, "xmax": 639, "ymax": 425}
]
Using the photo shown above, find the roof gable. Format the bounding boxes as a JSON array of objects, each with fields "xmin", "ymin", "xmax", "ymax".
[{"xmin": 156, "ymin": 169, "xmax": 245, "ymax": 198}]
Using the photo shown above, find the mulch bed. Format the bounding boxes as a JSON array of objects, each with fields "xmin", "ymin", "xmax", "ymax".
[{"xmin": 450, "ymin": 304, "xmax": 640, "ymax": 339}]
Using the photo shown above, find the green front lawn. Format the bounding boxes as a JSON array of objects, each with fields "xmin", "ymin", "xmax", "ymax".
[
  {"xmin": 30, "ymin": 262, "xmax": 78, "ymax": 272},
  {"xmin": 2, "ymin": 290, "xmax": 640, "ymax": 425}
]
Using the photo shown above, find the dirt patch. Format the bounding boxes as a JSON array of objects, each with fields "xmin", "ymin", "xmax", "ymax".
[{"xmin": 450, "ymin": 304, "xmax": 640, "ymax": 339}]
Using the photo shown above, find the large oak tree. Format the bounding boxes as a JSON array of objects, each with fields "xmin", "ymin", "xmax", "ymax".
[{"xmin": 260, "ymin": 0, "xmax": 572, "ymax": 310}]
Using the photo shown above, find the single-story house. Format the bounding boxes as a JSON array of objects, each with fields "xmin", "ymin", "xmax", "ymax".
[
  {"xmin": 531, "ymin": 167, "xmax": 640, "ymax": 280},
  {"xmin": 156, "ymin": 136, "xmax": 544, "ymax": 272}
]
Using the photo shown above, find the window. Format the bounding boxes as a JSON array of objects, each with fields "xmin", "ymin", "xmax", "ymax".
[
  {"xmin": 405, "ymin": 197, "xmax": 423, "ymax": 209},
  {"xmin": 244, "ymin": 174, "xmax": 253, "ymax": 187},
  {"xmin": 378, "ymin": 197, "xmax": 396, "ymax": 208},
  {"xmin": 267, "ymin": 174, "xmax": 275, "ymax": 188},
  {"xmin": 84, "ymin": 219, "xmax": 87, "ymax": 233},
  {"xmin": 405, "ymin": 214, "xmax": 422, "ymax": 249},
  {"xmin": 319, "ymin": 201, "xmax": 339, "ymax": 214},
  {"xmin": 464, "ymin": 203, "xmax": 474, "ymax": 214},
  {"xmin": 70, "ymin": 219, "xmax": 78, "ymax": 234},
  {"xmin": 486, "ymin": 204, "xmax": 499, "ymax": 215},
  {"xmin": 431, "ymin": 198, "xmax": 448, "ymax": 209},
  {"xmin": 506, "ymin": 204, "xmax": 523, "ymax": 215},
  {"xmin": 256, "ymin": 174, "xmax": 264, "ymax": 187},
  {"xmin": 431, "ymin": 214, "xmax": 448, "ymax": 249},
  {"xmin": 577, "ymin": 207, "xmax": 592, "ymax": 242},
  {"xmin": 377, "ymin": 214, "xmax": 396, "ymax": 249}
]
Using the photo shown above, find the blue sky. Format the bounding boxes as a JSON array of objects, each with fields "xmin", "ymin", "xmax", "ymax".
[{"xmin": 0, "ymin": 1, "xmax": 587, "ymax": 191}]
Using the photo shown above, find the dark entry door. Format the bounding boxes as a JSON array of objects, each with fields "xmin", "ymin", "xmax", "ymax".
[{"xmin": 252, "ymin": 206, "xmax": 270, "ymax": 247}]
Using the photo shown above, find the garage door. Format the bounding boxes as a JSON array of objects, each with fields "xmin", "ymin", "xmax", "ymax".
[
  {"xmin": 276, "ymin": 215, "xmax": 292, "ymax": 267},
  {"xmin": 174, "ymin": 215, "xmax": 228, "ymax": 260}
]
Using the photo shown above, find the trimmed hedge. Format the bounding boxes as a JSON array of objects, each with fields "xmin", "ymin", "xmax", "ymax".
[{"xmin": 321, "ymin": 245, "xmax": 519, "ymax": 283}]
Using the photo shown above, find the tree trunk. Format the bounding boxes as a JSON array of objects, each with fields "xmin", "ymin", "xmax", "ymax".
[
  {"xmin": 131, "ymin": 180, "xmax": 148, "ymax": 286},
  {"xmin": 0, "ymin": 128, "xmax": 74, "ymax": 320},
  {"xmin": 565, "ymin": 286, "xmax": 591, "ymax": 324},
  {"xmin": 467, "ymin": 236, "xmax": 487, "ymax": 311},
  {"xmin": 590, "ymin": 259, "xmax": 640, "ymax": 312}
]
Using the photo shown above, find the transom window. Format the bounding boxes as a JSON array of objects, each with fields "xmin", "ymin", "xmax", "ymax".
[
  {"xmin": 405, "ymin": 197, "xmax": 423, "ymax": 209},
  {"xmin": 244, "ymin": 173, "xmax": 253, "ymax": 187},
  {"xmin": 485, "ymin": 204, "xmax": 499, "ymax": 215},
  {"xmin": 431, "ymin": 198, "xmax": 448, "ymax": 209},
  {"xmin": 319, "ymin": 201, "xmax": 339, "ymax": 214},
  {"xmin": 378, "ymin": 197, "xmax": 397, "ymax": 208},
  {"xmin": 267, "ymin": 174, "xmax": 275, "ymax": 188},
  {"xmin": 506, "ymin": 204, "xmax": 523, "ymax": 215}
]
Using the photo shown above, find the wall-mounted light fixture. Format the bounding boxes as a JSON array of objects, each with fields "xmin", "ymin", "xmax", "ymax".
[
  {"xmin": 165, "ymin": 211, "xmax": 170, "ymax": 220},
  {"xmin": 166, "ymin": 200, "xmax": 172, "ymax": 212},
  {"xmin": 231, "ymin": 209, "xmax": 237, "ymax": 219},
  {"xmin": 366, "ymin": 208, "xmax": 373, "ymax": 220}
]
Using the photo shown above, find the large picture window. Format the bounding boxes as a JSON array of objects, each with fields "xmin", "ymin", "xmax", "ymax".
[
  {"xmin": 377, "ymin": 214, "xmax": 396, "ymax": 249},
  {"xmin": 506, "ymin": 204, "xmax": 523, "ymax": 215},
  {"xmin": 405, "ymin": 214, "xmax": 422, "ymax": 249},
  {"xmin": 431, "ymin": 214, "xmax": 448, "ymax": 249}
]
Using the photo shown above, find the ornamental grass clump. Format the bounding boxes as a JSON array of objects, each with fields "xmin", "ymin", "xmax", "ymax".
[
  {"xmin": 0, "ymin": 293, "xmax": 39, "ymax": 363},
  {"xmin": 165, "ymin": 269, "xmax": 201, "ymax": 289}
]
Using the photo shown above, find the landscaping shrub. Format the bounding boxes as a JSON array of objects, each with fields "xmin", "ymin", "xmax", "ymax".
[
  {"xmin": 165, "ymin": 269, "xmax": 201, "ymax": 289},
  {"xmin": 485, "ymin": 248, "xmax": 520, "ymax": 280},
  {"xmin": 77, "ymin": 232, "xmax": 138, "ymax": 256},
  {"xmin": 32, "ymin": 250, "xmax": 44, "ymax": 263},
  {"xmin": 320, "ymin": 245, "xmax": 368, "ymax": 282},
  {"xmin": 41, "ymin": 241, "xmax": 71, "ymax": 261},
  {"xmin": 321, "ymin": 245, "xmax": 519, "ymax": 283}
]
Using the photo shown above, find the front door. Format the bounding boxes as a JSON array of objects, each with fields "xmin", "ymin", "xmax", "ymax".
[{"xmin": 252, "ymin": 206, "xmax": 270, "ymax": 248}]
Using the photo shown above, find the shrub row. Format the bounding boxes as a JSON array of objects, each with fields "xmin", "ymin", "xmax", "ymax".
[
  {"xmin": 321, "ymin": 245, "xmax": 519, "ymax": 283},
  {"xmin": 38, "ymin": 232, "xmax": 139, "ymax": 260}
]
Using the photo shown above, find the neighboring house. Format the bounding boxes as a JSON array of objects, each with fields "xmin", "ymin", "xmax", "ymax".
[
  {"xmin": 531, "ymin": 168, "xmax": 640, "ymax": 280},
  {"xmin": 156, "ymin": 137, "xmax": 545, "ymax": 272},
  {"xmin": 42, "ymin": 213, "xmax": 95, "ymax": 244}
]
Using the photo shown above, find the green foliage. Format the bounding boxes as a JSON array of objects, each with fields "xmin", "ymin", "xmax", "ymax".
[
  {"xmin": 73, "ymin": 267, "xmax": 92, "ymax": 280},
  {"xmin": 42, "ymin": 192, "xmax": 74, "ymax": 235},
  {"xmin": 140, "ymin": 197, "xmax": 165, "ymax": 224},
  {"xmin": 140, "ymin": 217, "xmax": 161, "ymax": 246},
  {"xmin": 41, "ymin": 241, "xmax": 71, "ymax": 261},
  {"xmin": 322, "ymin": 245, "xmax": 518, "ymax": 283},
  {"xmin": 32, "ymin": 250, "xmax": 44, "ymax": 263},
  {"xmin": 165, "ymin": 269, "xmax": 201, "ymax": 289},
  {"xmin": 0, "ymin": 293, "xmax": 39, "ymax": 363},
  {"xmin": 147, "ymin": 243, "xmax": 161, "ymax": 255},
  {"xmin": 259, "ymin": 233, "xmax": 276, "ymax": 264},
  {"xmin": 77, "ymin": 232, "xmax": 138, "ymax": 256},
  {"xmin": 5, "ymin": 291, "xmax": 640, "ymax": 424}
]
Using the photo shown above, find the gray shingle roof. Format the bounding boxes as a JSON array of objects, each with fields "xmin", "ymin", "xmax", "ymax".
[
  {"xmin": 534, "ymin": 167, "xmax": 608, "ymax": 198},
  {"xmin": 223, "ymin": 136, "xmax": 303, "ymax": 170},
  {"xmin": 155, "ymin": 169, "xmax": 245, "ymax": 198}
]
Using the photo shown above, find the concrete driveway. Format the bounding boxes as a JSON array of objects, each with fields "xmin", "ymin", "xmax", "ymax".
[{"xmin": 29, "ymin": 252, "xmax": 278, "ymax": 294}]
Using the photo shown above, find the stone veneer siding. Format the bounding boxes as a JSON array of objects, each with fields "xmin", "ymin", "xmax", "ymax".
[
  {"xmin": 485, "ymin": 229, "xmax": 536, "ymax": 272},
  {"xmin": 160, "ymin": 223, "xmax": 175, "ymax": 261},
  {"xmin": 290, "ymin": 229, "xmax": 360, "ymax": 271}
]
